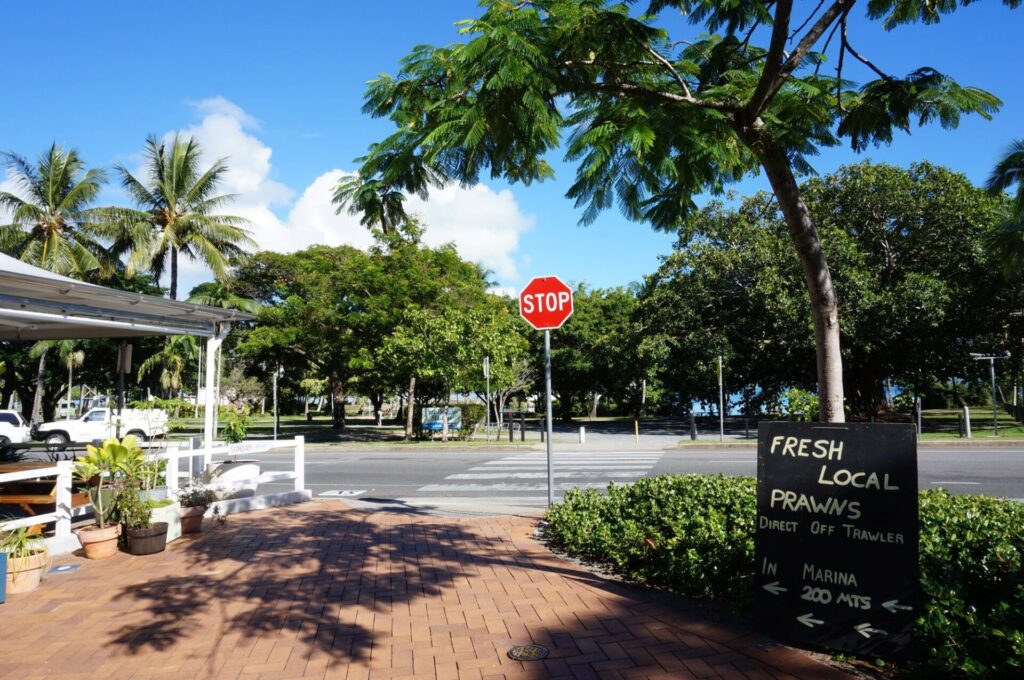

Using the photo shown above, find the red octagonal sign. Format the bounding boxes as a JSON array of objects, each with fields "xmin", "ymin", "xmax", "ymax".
[{"xmin": 519, "ymin": 276, "xmax": 574, "ymax": 330}]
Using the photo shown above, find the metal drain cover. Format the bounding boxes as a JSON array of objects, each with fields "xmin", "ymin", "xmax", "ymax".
[{"xmin": 507, "ymin": 644, "xmax": 549, "ymax": 661}]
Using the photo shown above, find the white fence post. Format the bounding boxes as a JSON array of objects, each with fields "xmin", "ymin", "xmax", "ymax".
[
  {"xmin": 55, "ymin": 460, "xmax": 72, "ymax": 541},
  {"xmin": 294, "ymin": 435, "xmax": 305, "ymax": 493},
  {"xmin": 166, "ymin": 445, "xmax": 179, "ymax": 493}
]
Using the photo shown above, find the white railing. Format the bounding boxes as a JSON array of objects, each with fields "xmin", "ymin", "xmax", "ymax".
[
  {"xmin": 0, "ymin": 435, "xmax": 307, "ymax": 555},
  {"xmin": 145, "ymin": 435, "xmax": 307, "ymax": 516}
]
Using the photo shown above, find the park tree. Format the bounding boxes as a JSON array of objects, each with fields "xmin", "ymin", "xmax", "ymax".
[
  {"xmin": 641, "ymin": 161, "xmax": 1009, "ymax": 416},
  {"xmin": 234, "ymin": 236, "xmax": 494, "ymax": 434},
  {"xmin": 337, "ymin": 0, "xmax": 1018, "ymax": 421},
  {"xmin": 530, "ymin": 284, "xmax": 647, "ymax": 420}
]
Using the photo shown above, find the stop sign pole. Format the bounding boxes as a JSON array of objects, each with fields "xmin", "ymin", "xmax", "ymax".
[{"xmin": 519, "ymin": 276, "xmax": 574, "ymax": 506}]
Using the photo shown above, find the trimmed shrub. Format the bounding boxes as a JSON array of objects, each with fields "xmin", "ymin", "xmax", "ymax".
[
  {"xmin": 546, "ymin": 475, "xmax": 756, "ymax": 606},
  {"xmin": 912, "ymin": 489, "xmax": 1024, "ymax": 677},
  {"xmin": 544, "ymin": 477, "xmax": 1024, "ymax": 676}
]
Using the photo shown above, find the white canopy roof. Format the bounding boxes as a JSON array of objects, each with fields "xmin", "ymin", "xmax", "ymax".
[{"xmin": 0, "ymin": 252, "xmax": 254, "ymax": 340}]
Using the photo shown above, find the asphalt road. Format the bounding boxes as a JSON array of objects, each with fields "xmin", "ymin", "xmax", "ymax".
[{"xmin": 249, "ymin": 444, "xmax": 1024, "ymax": 514}]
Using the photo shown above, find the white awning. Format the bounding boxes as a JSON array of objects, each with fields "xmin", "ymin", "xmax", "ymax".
[{"xmin": 0, "ymin": 252, "xmax": 254, "ymax": 340}]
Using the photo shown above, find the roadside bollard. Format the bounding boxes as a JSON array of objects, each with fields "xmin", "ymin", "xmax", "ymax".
[
  {"xmin": 508, "ymin": 421, "xmax": 514, "ymax": 443},
  {"xmin": 579, "ymin": 426, "xmax": 586, "ymax": 444},
  {"xmin": 520, "ymin": 413, "xmax": 526, "ymax": 442}
]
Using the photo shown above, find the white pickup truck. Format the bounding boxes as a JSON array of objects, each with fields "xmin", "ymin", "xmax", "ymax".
[{"xmin": 34, "ymin": 407, "xmax": 169, "ymax": 450}]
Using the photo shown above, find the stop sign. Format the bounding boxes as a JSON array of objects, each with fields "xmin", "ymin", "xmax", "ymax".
[{"xmin": 519, "ymin": 276, "xmax": 574, "ymax": 330}]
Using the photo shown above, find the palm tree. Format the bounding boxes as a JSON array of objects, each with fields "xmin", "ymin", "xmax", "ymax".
[
  {"xmin": 30, "ymin": 340, "xmax": 84, "ymax": 419},
  {"xmin": 987, "ymin": 139, "xmax": 1024, "ymax": 222},
  {"xmin": 0, "ymin": 144, "xmax": 113, "ymax": 276},
  {"xmin": 986, "ymin": 139, "xmax": 1024, "ymax": 278},
  {"xmin": 138, "ymin": 335, "xmax": 198, "ymax": 398},
  {"xmin": 1, "ymin": 145, "xmax": 112, "ymax": 422},
  {"xmin": 187, "ymin": 280, "xmax": 261, "ymax": 313},
  {"xmin": 111, "ymin": 134, "xmax": 254, "ymax": 299}
]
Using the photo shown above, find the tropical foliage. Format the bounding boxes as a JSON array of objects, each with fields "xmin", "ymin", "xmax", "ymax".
[
  {"xmin": 338, "ymin": 0, "xmax": 1018, "ymax": 421},
  {"xmin": 110, "ymin": 134, "xmax": 254, "ymax": 299},
  {"xmin": 0, "ymin": 144, "xmax": 114, "ymax": 276}
]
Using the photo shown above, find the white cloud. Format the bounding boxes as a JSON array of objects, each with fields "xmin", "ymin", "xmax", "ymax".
[{"xmin": 161, "ymin": 98, "xmax": 533, "ymax": 293}]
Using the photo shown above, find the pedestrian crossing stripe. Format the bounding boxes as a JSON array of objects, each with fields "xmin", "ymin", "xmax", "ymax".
[{"xmin": 417, "ymin": 451, "xmax": 664, "ymax": 495}]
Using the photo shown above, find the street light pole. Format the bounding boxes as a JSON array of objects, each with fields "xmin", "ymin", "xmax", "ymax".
[{"xmin": 970, "ymin": 351, "xmax": 1010, "ymax": 436}]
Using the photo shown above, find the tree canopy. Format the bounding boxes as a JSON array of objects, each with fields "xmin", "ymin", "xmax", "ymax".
[
  {"xmin": 338, "ymin": 0, "xmax": 1018, "ymax": 421},
  {"xmin": 640, "ymin": 161, "xmax": 1010, "ymax": 416}
]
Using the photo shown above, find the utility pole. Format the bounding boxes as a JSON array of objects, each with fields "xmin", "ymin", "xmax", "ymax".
[
  {"xmin": 970, "ymin": 351, "xmax": 1010, "ymax": 436},
  {"xmin": 484, "ymin": 356, "xmax": 490, "ymax": 442}
]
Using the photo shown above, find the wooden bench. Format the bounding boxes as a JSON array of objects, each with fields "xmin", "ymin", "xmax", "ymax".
[{"xmin": 0, "ymin": 480, "xmax": 91, "ymax": 535}]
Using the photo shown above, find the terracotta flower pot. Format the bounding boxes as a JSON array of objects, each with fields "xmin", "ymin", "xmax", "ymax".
[
  {"xmin": 179, "ymin": 505, "xmax": 206, "ymax": 534},
  {"xmin": 6, "ymin": 551, "xmax": 48, "ymax": 594},
  {"xmin": 76, "ymin": 523, "xmax": 121, "ymax": 560}
]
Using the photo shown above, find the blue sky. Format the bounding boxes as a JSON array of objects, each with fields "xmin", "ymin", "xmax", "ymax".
[{"xmin": 2, "ymin": 1, "xmax": 1021, "ymax": 296}]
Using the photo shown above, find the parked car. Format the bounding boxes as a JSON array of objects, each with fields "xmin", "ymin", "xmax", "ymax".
[
  {"xmin": 0, "ymin": 410, "xmax": 32, "ymax": 448},
  {"xmin": 33, "ymin": 408, "xmax": 169, "ymax": 451}
]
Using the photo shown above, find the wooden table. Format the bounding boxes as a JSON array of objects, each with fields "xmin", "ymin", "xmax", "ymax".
[{"xmin": 0, "ymin": 461, "xmax": 91, "ymax": 534}]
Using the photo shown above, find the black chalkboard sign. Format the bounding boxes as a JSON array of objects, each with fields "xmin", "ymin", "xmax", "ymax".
[{"xmin": 755, "ymin": 422, "xmax": 918, "ymax": 655}]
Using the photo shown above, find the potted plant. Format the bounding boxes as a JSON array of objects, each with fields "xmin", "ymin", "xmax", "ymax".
[
  {"xmin": 72, "ymin": 437, "xmax": 134, "ymax": 559},
  {"xmin": 176, "ymin": 484, "xmax": 218, "ymax": 534},
  {"xmin": 113, "ymin": 481, "xmax": 167, "ymax": 556},
  {"xmin": 0, "ymin": 525, "xmax": 49, "ymax": 594}
]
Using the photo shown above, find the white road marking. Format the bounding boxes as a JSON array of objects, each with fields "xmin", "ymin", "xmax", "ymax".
[
  {"xmin": 929, "ymin": 481, "xmax": 981, "ymax": 485},
  {"xmin": 447, "ymin": 471, "xmax": 650, "ymax": 480},
  {"xmin": 418, "ymin": 483, "xmax": 615, "ymax": 492}
]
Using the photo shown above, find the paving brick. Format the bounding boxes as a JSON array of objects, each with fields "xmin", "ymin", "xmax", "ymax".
[{"xmin": 0, "ymin": 501, "xmax": 852, "ymax": 680}]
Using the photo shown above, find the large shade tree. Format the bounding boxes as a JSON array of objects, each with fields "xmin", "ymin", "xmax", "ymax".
[
  {"xmin": 640, "ymin": 161, "xmax": 1009, "ymax": 416},
  {"xmin": 337, "ymin": 0, "xmax": 1017, "ymax": 421},
  {"xmin": 111, "ymin": 134, "xmax": 254, "ymax": 299}
]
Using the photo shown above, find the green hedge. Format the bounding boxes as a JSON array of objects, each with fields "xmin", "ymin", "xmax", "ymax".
[
  {"xmin": 546, "ymin": 475, "xmax": 756, "ymax": 606},
  {"xmin": 544, "ymin": 476, "xmax": 1024, "ymax": 677},
  {"xmin": 915, "ymin": 489, "xmax": 1024, "ymax": 677}
]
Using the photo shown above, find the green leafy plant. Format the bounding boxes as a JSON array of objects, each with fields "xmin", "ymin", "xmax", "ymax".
[
  {"xmin": 912, "ymin": 489, "xmax": 1024, "ymax": 677},
  {"xmin": 220, "ymin": 408, "xmax": 251, "ymax": 444},
  {"xmin": 176, "ymin": 484, "xmax": 218, "ymax": 509},
  {"xmin": 110, "ymin": 481, "xmax": 153, "ymax": 535},
  {"xmin": 72, "ymin": 436, "xmax": 140, "ymax": 528},
  {"xmin": 546, "ymin": 475, "xmax": 757, "ymax": 606},
  {"xmin": 545, "ymin": 477, "xmax": 1024, "ymax": 676},
  {"xmin": 0, "ymin": 524, "xmax": 47, "ymax": 561},
  {"xmin": 781, "ymin": 388, "xmax": 820, "ymax": 422}
]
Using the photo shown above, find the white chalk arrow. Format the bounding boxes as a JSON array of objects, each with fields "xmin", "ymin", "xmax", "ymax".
[
  {"xmin": 855, "ymin": 623, "xmax": 888, "ymax": 638},
  {"xmin": 797, "ymin": 613, "xmax": 824, "ymax": 628},
  {"xmin": 882, "ymin": 599, "xmax": 912, "ymax": 613},
  {"xmin": 762, "ymin": 581, "xmax": 787, "ymax": 596}
]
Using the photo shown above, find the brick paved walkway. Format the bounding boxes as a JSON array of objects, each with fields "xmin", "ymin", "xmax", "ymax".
[{"xmin": 0, "ymin": 501, "xmax": 852, "ymax": 679}]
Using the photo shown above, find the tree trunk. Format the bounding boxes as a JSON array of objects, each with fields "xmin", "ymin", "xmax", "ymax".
[
  {"xmin": 329, "ymin": 368, "xmax": 346, "ymax": 431},
  {"xmin": 370, "ymin": 392, "xmax": 384, "ymax": 426},
  {"xmin": 588, "ymin": 393, "xmax": 600, "ymax": 419},
  {"xmin": 753, "ymin": 139, "xmax": 845, "ymax": 422},
  {"xmin": 404, "ymin": 376, "xmax": 416, "ymax": 440},
  {"xmin": 169, "ymin": 247, "xmax": 179, "ymax": 300},
  {"xmin": 560, "ymin": 392, "xmax": 574, "ymax": 423},
  {"xmin": 30, "ymin": 348, "xmax": 49, "ymax": 424}
]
